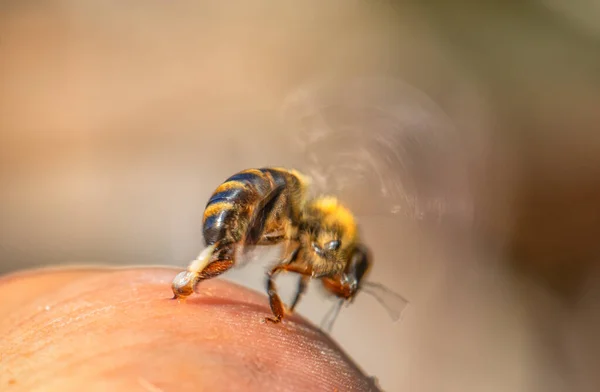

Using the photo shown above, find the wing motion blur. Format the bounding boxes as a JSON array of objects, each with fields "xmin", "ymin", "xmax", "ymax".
[
  {"xmin": 279, "ymin": 76, "xmax": 470, "ymax": 331},
  {"xmin": 280, "ymin": 76, "xmax": 471, "ymax": 223}
]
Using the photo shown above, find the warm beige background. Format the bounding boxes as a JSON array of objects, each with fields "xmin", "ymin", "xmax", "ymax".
[{"xmin": 1, "ymin": 1, "xmax": 600, "ymax": 391}]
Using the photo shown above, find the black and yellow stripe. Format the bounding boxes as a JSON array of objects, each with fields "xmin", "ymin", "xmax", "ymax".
[{"xmin": 202, "ymin": 168, "xmax": 304, "ymax": 247}]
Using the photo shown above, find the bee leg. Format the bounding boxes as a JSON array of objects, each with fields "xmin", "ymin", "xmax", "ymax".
[
  {"xmin": 191, "ymin": 245, "xmax": 235, "ymax": 289},
  {"xmin": 197, "ymin": 259, "xmax": 234, "ymax": 280},
  {"xmin": 263, "ymin": 241, "xmax": 303, "ymax": 322},
  {"xmin": 321, "ymin": 275, "xmax": 355, "ymax": 299},
  {"xmin": 289, "ymin": 275, "xmax": 310, "ymax": 313},
  {"xmin": 264, "ymin": 260, "xmax": 309, "ymax": 324},
  {"xmin": 265, "ymin": 266, "xmax": 286, "ymax": 324}
]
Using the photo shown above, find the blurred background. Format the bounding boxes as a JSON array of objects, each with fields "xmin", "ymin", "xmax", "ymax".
[{"xmin": 1, "ymin": 1, "xmax": 600, "ymax": 391}]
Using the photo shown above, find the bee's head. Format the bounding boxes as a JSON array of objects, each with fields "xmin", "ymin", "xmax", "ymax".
[{"xmin": 302, "ymin": 196, "xmax": 358, "ymax": 276}]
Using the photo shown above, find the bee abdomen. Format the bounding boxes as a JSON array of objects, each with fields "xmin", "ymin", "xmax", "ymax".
[
  {"xmin": 202, "ymin": 201, "xmax": 239, "ymax": 247},
  {"xmin": 202, "ymin": 168, "xmax": 290, "ymax": 247}
]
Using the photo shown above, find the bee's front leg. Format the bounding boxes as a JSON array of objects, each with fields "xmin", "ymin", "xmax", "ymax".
[{"xmin": 321, "ymin": 275, "xmax": 356, "ymax": 300}]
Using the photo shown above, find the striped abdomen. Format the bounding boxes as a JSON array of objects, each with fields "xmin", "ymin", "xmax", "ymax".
[{"xmin": 202, "ymin": 168, "xmax": 307, "ymax": 247}]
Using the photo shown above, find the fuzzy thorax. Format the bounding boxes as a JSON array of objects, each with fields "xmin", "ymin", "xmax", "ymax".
[{"xmin": 309, "ymin": 196, "xmax": 357, "ymax": 244}]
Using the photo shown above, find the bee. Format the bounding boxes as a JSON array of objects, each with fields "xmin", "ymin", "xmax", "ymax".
[
  {"xmin": 171, "ymin": 167, "xmax": 406, "ymax": 326},
  {"xmin": 171, "ymin": 75, "xmax": 469, "ymax": 329}
]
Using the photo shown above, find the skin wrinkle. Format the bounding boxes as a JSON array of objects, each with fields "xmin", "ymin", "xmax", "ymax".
[
  {"xmin": 10, "ymin": 311, "xmax": 218, "ymax": 388},
  {"xmin": 0, "ymin": 269, "xmax": 110, "ymax": 320},
  {"xmin": 14, "ymin": 316, "xmax": 173, "ymax": 380},
  {"xmin": 3, "ymin": 279, "xmax": 124, "ymax": 335},
  {"xmin": 25, "ymin": 340, "xmax": 170, "ymax": 390},
  {"xmin": 181, "ymin": 302, "xmax": 367, "ymax": 390},
  {"xmin": 4, "ymin": 301, "xmax": 121, "ymax": 355},
  {"xmin": 0, "ymin": 267, "xmax": 377, "ymax": 392},
  {"xmin": 2, "ymin": 267, "xmax": 196, "ymax": 337},
  {"xmin": 21, "ymin": 305, "xmax": 234, "ymax": 368},
  {"xmin": 216, "ymin": 306, "xmax": 369, "ymax": 390}
]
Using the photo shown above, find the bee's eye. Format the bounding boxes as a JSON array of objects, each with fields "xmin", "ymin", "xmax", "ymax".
[{"xmin": 325, "ymin": 240, "xmax": 340, "ymax": 251}]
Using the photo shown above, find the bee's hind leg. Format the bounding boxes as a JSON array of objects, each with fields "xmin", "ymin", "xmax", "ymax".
[
  {"xmin": 172, "ymin": 244, "xmax": 235, "ymax": 300},
  {"xmin": 195, "ymin": 245, "xmax": 236, "ymax": 282},
  {"xmin": 197, "ymin": 259, "xmax": 234, "ymax": 280}
]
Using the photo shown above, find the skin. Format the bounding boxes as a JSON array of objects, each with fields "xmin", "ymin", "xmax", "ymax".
[{"xmin": 0, "ymin": 266, "xmax": 380, "ymax": 392}]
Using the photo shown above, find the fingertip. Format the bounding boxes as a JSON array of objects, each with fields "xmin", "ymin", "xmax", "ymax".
[{"xmin": 0, "ymin": 266, "xmax": 378, "ymax": 391}]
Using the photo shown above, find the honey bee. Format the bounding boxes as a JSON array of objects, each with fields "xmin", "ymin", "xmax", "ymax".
[
  {"xmin": 172, "ymin": 75, "xmax": 469, "ymax": 329},
  {"xmin": 171, "ymin": 167, "xmax": 408, "ymax": 326}
]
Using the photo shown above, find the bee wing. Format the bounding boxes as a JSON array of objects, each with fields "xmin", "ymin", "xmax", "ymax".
[
  {"xmin": 280, "ymin": 76, "xmax": 471, "ymax": 221},
  {"xmin": 244, "ymin": 183, "xmax": 286, "ymax": 246},
  {"xmin": 360, "ymin": 281, "xmax": 409, "ymax": 322},
  {"xmin": 236, "ymin": 183, "xmax": 287, "ymax": 268},
  {"xmin": 318, "ymin": 281, "xmax": 409, "ymax": 333}
]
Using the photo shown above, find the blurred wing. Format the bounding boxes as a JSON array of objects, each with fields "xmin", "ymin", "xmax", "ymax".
[
  {"xmin": 361, "ymin": 281, "xmax": 409, "ymax": 322},
  {"xmin": 235, "ymin": 183, "xmax": 289, "ymax": 269},
  {"xmin": 280, "ymin": 76, "xmax": 471, "ymax": 222},
  {"xmin": 245, "ymin": 183, "xmax": 286, "ymax": 246},
  {"xmin": 232, "ymin": 242, "xmax": 287, "ymax": 270},
  {"xmin": 318, "ymin": 281, "xmax": 409, "ymax": 333}
]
